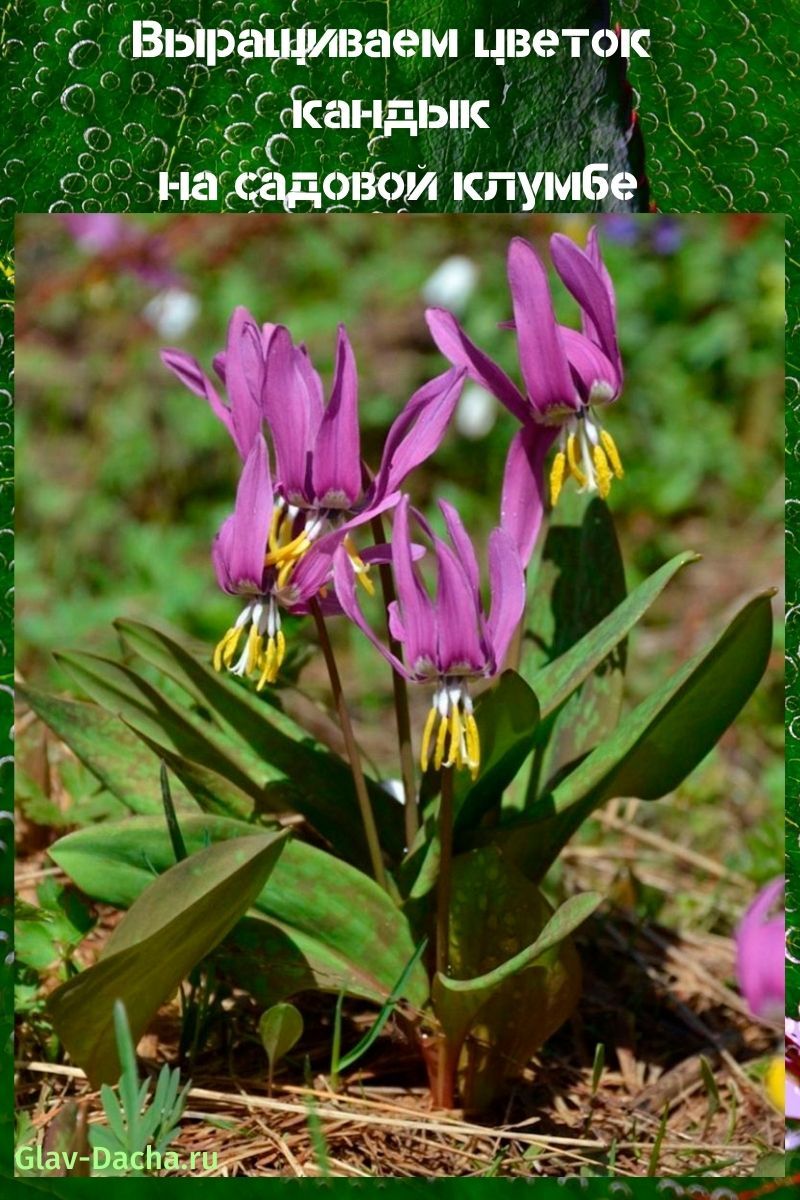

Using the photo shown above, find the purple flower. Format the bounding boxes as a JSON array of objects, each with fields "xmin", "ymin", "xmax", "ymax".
[
  {"xmin": 60, "ymin": 214, "xmax": 180, "ymax": 288},
  {"xmin": 735, "ymin": 876, "xmax": 784, "ymax": 1022},
  {"xmin": 334, "ymin": 495, "xmax": 525, "ymax": 779},
  {"xmin": 161, "ymin": 306, "xmax": 265, "ymax": 462},
  {"xmin": 426, "ymin": 229, "xmax": 624, "ymax": 564},
  {"xmin": 212, "ymin": 433, "xmax": 399, "ymax": 689},
  {"xmin": 264, "ymin": 324, "xmax": 465, "ymax": 516}
]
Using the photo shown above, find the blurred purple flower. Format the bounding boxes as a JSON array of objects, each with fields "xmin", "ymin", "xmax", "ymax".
[
  {"xmin": 735, "ymin": 876, "xmax": 784, "ymax": 1022},
  {"xmin": 334, "ymin": 494, "xmax": 525, "ymax": 779},
  {"xmin": 59, "ymin": 213, "xmax": 181, "ymax": 288},
  {"xmin": 787, "ymin": 1019, "xmax": 800, "ymax": 1125},
  {"xmin": 426, "ymin": 229, "xmax": 624, "ymax": 566},
  {"xmin": 212, "ymin": 432, "xmax": 399, "ymax": 689}
]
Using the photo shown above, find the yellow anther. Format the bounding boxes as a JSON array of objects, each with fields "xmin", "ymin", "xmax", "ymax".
[
  {"xmin": 566, "ymin": 433, "xmax": 587, "ymax": 486},
  {"xmin": 276, "ymin": 629, "xmax": 286, "ymax": 667},
  {"xmin": 265, "ymin": 530, "xmax": 311, "ymax": 568},
  {"xmin": 600, "ymin": 428, "xmax": 624, "ymax": 479},
  {"xmin": 433, "ymin": 710, "xmax": 449, "ymax": 771},
  {"xmin": 420, "ymin": 705, "xmax": 438, "ymax": 773},
  {"xmin": 345, "ymin": 536, "xmax": 375, "ymax": 596},
  {"xmin": 276, "ymin": 558, "xmax": 296, "ymax": 590},
  {"xmin": 244, "ymin": 624, "xmax": 262, "ymax": 674},
  {"xmin": 465, "ymin": 713, "xmax": 481, "ymax": 781},
  {"xmin": 591, "ymin": 443, "xmax": 612, "ymax": 500},
  {"xmin": 766, "ymin": 1056, "xmax": 784, "ymax": 1111},
  {"xmin": 549, "ymin": 450, "xmax": 566, "ymax": 507},
  {"xmin": 268, "ymin": 506, "xmax": 284, "ymax": 554},
  {"xmin": 213, "ymin": 625, "xmax": 242, "ymax": 672},
  {"xmin": 445, "ymin": 705, "xmax": 462, "ymax": 768}
]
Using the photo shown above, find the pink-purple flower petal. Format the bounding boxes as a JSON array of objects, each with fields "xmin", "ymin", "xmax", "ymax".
[
  {"xmin": 501, "ymin": 423, "xmax": 557, "ymax": 568},
  {"xmin": 507, "ymin": 237, "xmax": 579, "ymax": 420},
  {"xmin": 311, "ymin": 325, "xmax": 362, "ymax": 507}
]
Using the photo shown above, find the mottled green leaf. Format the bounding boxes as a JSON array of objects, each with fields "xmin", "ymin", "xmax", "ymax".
[
  {"xmin": 17, "ymin": 684, "xmax": 192, "ymax": 815},
  {"xmin": 49, "ymin": 815, "xmax": 429, "ymax": 1012},
  {"xmin": 114, "ymin": 618, "xmax": 405, "ymax": 865},
  {"xmin": 492, "ymin": 591, "xmax": 775, "ymax": 880},
  {"xmin": 48, "ymin": 830, "xmax": 289, "ymax": 1085},
  {"xmin": 433, "ymin": 847, "xmax": 598, "ymax": 1108}
]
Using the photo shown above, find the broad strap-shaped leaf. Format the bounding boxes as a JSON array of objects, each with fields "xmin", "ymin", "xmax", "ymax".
[
  {"xmin": 529, "ymin": 551, "xmax": 699, "ymax": 719},
  {"xmin": 522, "ymin": 494, "xmax": 628, "ymax": 805},
  {"xmin": 55, "ymin": 650, "xmax": 270, "ymax": 811},
  {"xmin": 433, "ymin": 872, "xmax": 600, "ymax": 1050},
  {"xmin": 114, "ymin": 619, "xmax": 405, "ymax": 864},
  {"xmin": 48, "ymin": 830, "xmax": 289, "ymax": 1085},
  {"xmin": 453, "ymin": 671, "xmax": 540, "ymax": 836},
  {"xmin": 48, "ymin": 815, "xmax": 429, "ymax": 1012},
  {"xmin": 490, "ymin": 591, "xmax": 775, "ymax": 881},
  {"xmin": 17, "ymin": 684, "xmax": 194, "ymax": 816}
]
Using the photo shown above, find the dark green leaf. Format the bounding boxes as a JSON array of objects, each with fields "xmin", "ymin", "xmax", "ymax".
[
  {"xmin": 48, "ymin": 829, "xmax": 288, "ymax": 1085},
  {"xmin": 17, "ymin": 684, "xmax": 192, "ymax": 815},
  {"xmin": 49, "ymin": 815, "xmax": 429, "ymax": 1011},
  {"xmin": 491, "ymin": 592, "xmax": 775, "ymax": 880},
  {"xmin": 114, "ymin": 619, "xmax": 405, "ymax": 866}
]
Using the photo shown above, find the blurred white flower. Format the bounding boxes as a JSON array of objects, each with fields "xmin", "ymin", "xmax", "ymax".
[
  {"xmin": 144, "ymin": 289, "xmax": 200, "ymax": 339},
  {"xmin": 380, "ymin": 778, "xmax": 406, "ymax": 805},
  {"xmin": 455, "ymin": 382, "xmax": 497, "ymax": 439},
  {"xmin": 422, "ymin": 255, "xmax": 478, "ymax": 314}
]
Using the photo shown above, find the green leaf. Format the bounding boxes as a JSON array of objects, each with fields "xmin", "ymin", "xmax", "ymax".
[
  {"xmin": 522, "ymin": 494, "xmax": 627, "ymax": 804},
  {"xmin": 529, "ymin": 551, "xmax": 699, "ymax": 719},
  {"xmin": 114, "ymin": 619, "xmax": 405, "ymax": 867},
  {"xmin": 627, "ymin": 0, "xmax": 797, "ymax": 212},
  {"xmin": 7, "ymin": 1, "xmax": 646, "ymax": 215},
  {"xmin": 259, "ymin": 1003, "xmax": 304, "ymax": 1082},
  {"xmin": 48, "ymin": 828, "xmax": 288, "ymax": 1085},
  {"xmin": 453, "ymin": 671, "xmax": 540, "ymax": 836},
  {"xmin": 338, "ymin": 937, "xmax": 428, "ymax": 1072},
  {"xmin": 492, "ymin": 591, "xmax": 775, "ymax": 880},
  {"xmin": 17, "ymin": 684, "xmax": 193, "ymax": 815},
  {"xmin": 54, "ymin": 651, "xmax": 270, "ymax": 816},
  {"xmin": 48, "ymin": 815, "xmax": 429, "ymax": 1012},
  {"xmin": 432, "ymin": 847, "xmax": 599, "ymax": 1108}
]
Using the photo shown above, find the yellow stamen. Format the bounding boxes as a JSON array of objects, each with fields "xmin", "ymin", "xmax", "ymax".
[
  {"xmin": 592, "ymin": 443, "xmax": 612, "ymax": 500},
  {"xmin": 549, "ymin": 450, "xmax": 566, "ymax": 507},
  {"xmin": 257, "ymin": 635, "xmax": 278, "ymax": 690},
  {"xmin": 265, "ymin": 530, "xmax": 311, "ymax": 568},
  {"xmin": 268, "ymin": 506, "xmax": 284, "ymax": 554},
  {"xmin": 566, "ymin": 433, "xmax": 587, "ymax": 486},
  {"xmin": 465, "ymin": 713, "xmax": 481, "ymax": 781},
  {"xmin": 600, "ymin": 428, "xmax": 624, "ymax": 479},
  {"xmin": 213, "ymin": 625, "xmax": 242, "ymax": 672},
  {"xmin": 433, "ymin": 711, "xmax": 449, "ymax": 771},
  {"xmin": 445, "ymin": 705, "xmax": 462, "ymax": 768},
  {"xmin": 244, "ymin": 624, "xmax": 262, "ymax": 674},
  {"xmin": 765, "ymin": 1056, "xmax": 784, "ymax": 1111},
  {"xmin": 420, "ymin": 705, "xmax": 438, "ymax": 773},
  {"xmin": 345, "ymin": 536, "xmax": 375, "ymax": 596}
]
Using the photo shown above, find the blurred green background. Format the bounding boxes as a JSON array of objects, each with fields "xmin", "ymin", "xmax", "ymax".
[{"xmin": 16, "ymin": 212, "xmax": 784, "ymax": 898}]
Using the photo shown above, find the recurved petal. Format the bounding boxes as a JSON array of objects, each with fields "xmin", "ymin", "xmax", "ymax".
[
  {"xmin": 425, "ymin": 308, "xmax": 529, "ymax": 423},
  {"xmin": 372, "ymin": 367, "xmax": 465, "ymax": 501},
  {"xmin": 501, "ymin": 423, "xmax": 557, "ymax": 568},
  {"xmin": 211, "ymin": 515, "xmax": 235, "ymax": 594},
  {"xmin": 225, "ymin": 306, "xmax": 264, "ymax": 459},
  {"xmin": 391, "ymin": 496, "xmax": 437, "ymax": 675},
  {"xmin": 550, "ymin": 233, "xmax": 621, "ymax": 382},
  {"xmin": 434, "ymin": 539, "xmax": 486, "ymax": 673},
  {"xmin": 332, "ymin": 547, "xmax": 410, "ymax": 677},
  {"xmin": 228, "ymin": 434, "xmax": 273, "ymax": 590},
  {"xmin": 438, "ymin": 499, "xmax": 480, "ymax": 596},
  {"xmin": 560, "ymin": 326, "xmax": 620, "ymax": 403},
  {"xmin": 486, "ymin": 528, "xmax": 526, "ymax": 670},
  {"xmin": 263, "ymin": 325, "xmax": 315, "ymax": 502},
  {"xmin": 312, "ymin": 325, "xmax": 362, "ymax": 507},
  {"xmin": 161, "ymin": 348, "xmax": 235, "ymax": 443},
  {"xmin": 507, "ymin": 237, "xmax": 578, "ymax": 418}
]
